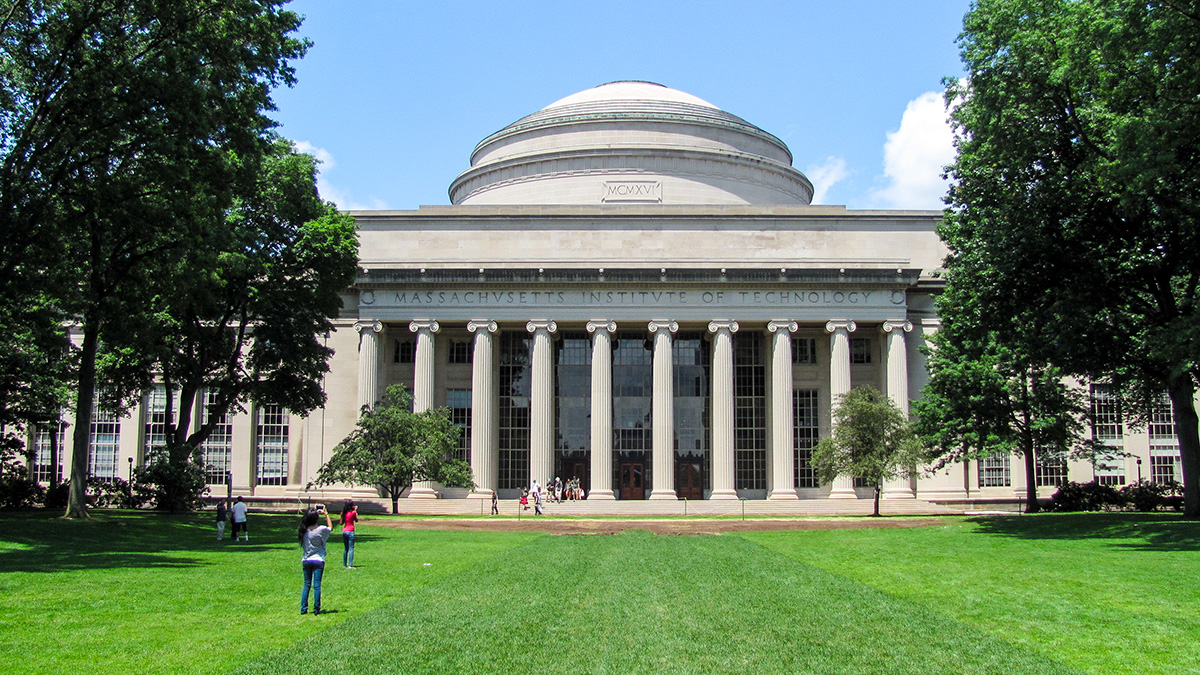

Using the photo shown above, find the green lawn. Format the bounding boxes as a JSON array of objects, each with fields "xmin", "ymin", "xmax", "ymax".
[{"xmin": 0, "ymin": 511, "xmax": 1195, "ymax": 675}]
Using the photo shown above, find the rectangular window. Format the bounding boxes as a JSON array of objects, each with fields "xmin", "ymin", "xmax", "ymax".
[
  {"xmin": 447, "ymin": 388, "xmax": 472, "ymax": 463},
  {"xmin": 144, "ymin": 385, "xmax": 180, "ymax": 460},
  {"xmin": 449, "ymin": 340, "xmax": 473, "ymax": 364},
  {"xmin": 34, "ymin": 421, "xmax": 66, "ymax": 484},
  {"xmin": 1093, "ymin": 456, "xmax": 1125, "ymax": 486},
  {"xmin": 1149, "ymin": 394, "xmax": 1176, "ymax": 440},
  {"xmin": 792, "ymin": 337, "xmax": 817, "ymax": 365},
  {"xmin": 1089, "ymin": 384, "xmax": 1123, "ymax": 441},
  {"xmin": 200, "ymin": 390, "xmax": 232, "ymax": 484},
  {"xmin": 850, "ymin": 337, "xmax": 872, "ymax": 364},
  {"xmin": 498, "ymin": 332, "xmax": 531, "ymax": 489},
  {"xmin": 89, "ymin": 393, "xmax": 120, "ymax": 482},
  {"xmin": 394, "ymin": 339, "xmax": 415, "ymax": 364},
  {"xmin": 793, "ymin": 389, "xmax": 819, "ymax": 488},
  {"xmin": 255, "ymin": 404, "xmax": 289, "ymax": 486},
  {"xmin": 1035, "ymin": 450, "xmax": 1068, "ymax": 487},
  {"xmin": 1151, "ymin": 451, "xmax": 1182, "ymax": 485},
  {"xmin": 734, "ymin": 334, "xmax": 766, "ymax": 490},
  {"xmin": 978, "ymin": 454, "xmax": 1012, "ymax": 487}
]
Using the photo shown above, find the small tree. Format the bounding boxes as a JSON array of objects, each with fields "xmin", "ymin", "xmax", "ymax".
[
  {"xmin": 314, "ymin": 385, "xmax": 474, "ymax": 514},
  {"xmin": 812, "ymin": 386, "xmax": 925, "ymax": 516}
]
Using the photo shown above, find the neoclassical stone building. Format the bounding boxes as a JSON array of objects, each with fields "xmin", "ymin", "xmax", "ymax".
[{"xmin": 40, "ymin": 82, "xmax": 1186, "ymax": 505}]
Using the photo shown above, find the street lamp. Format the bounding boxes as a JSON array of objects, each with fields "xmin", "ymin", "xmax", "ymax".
[
  {"xmin": 1136, "ymin": 457, "xmax": 1143, "ymax": 483},
  {"xmin": 127, "ymin": 457, "xmax": 134, "ymax": 505}
]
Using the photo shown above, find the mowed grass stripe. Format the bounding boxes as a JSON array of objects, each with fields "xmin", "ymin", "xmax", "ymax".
[{"xmin": 233, "ymin": 530, "xmax": 1082, "ymax": 675}]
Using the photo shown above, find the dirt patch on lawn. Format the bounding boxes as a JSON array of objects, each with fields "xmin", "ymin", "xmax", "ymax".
[{"xmin": 368, "ymin": 517, "xmax": 946, "ymax": 535}]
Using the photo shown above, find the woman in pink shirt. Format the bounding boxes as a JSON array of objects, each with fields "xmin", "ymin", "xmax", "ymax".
[{"xmin": 341, "ymin": 500, "xmax": 358, "ymax": 568}]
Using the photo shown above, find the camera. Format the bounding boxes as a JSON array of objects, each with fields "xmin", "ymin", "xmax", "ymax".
[{"xmin": 314, "ymin": 504, "xmax": 325, "ymax": 512}]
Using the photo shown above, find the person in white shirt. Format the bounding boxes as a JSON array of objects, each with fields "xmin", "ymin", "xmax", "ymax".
[{"xmin": 230, "ymin": 496, "xmax": 249, "ymax": 541}]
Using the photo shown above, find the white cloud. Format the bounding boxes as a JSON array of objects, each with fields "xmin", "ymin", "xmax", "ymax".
[
  {"xmin": 805, "ymin": 156, "xmax": 849, "ymax": 204},
  {"xmin": 870, "ymin": 91, "xmax": 956, "ymax": 210},
  {"xmin": 292, "ymin": 141, "xmax": 389, "ymax": 211}
]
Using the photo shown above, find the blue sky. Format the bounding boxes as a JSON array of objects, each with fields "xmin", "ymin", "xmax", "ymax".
[{"xmin": 272, "ymin": 0, "xmax": 973, "ymax": 211}]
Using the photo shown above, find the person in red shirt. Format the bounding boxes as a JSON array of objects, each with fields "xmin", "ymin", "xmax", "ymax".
[{"xmin": 341, "ymin": 500, "xmax": 358, "ymax": 568}]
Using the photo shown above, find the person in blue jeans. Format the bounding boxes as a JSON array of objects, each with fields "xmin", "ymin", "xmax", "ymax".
[
  {"xmin": 340, "ymin": 500, "xmax": 358, "ymax": 568},
  {"xmin": 298, "ymin": 505, "xmax": 332, "ymax": 615}
]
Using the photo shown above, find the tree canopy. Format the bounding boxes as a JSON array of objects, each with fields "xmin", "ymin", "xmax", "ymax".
[
  {"xmin": 812, "ymin": 386, "xmax": 924, "ymax": 517},
  {"xmin": 315, "ymin": 385, "xmax": 475, "ymax": 514},
  {"xmin": 944, "ymin": 0, "xmax": 1200, "ymax": 516}
]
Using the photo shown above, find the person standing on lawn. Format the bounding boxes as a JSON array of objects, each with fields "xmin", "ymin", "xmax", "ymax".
[
  {"xmin": 230, "ymin": 496, "xmax": 249, "ymax": 541},
  {"xmin": 341, "ymin": 500, "xmax": 358, "ymax": 568},
  {"xmin": 215, "ymin": 499, "xmax": 228, "ymax": 541},
  {"xmin": 299, "ymin": 505, "xmax": 333, "ymax": 615}
]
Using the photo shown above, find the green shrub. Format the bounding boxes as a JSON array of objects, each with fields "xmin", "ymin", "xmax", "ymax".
[
  {"xmin": 134, "ymin": 448, "xmax": 211, "ymax": 512},
  {"xmin": 43, "ymin": 481, "xmax": 69, "ymax": 508},
  {"xmin": 0, "ymin": 473, "xmax": 45, "ymax": 508},
  {"xmin": 1118, "ymin": 480, "xmax": 1177, "ymax": 512},
  {"xmin": 1048, "ymin": 481, "xmax": 1125, "ymax": 512}
]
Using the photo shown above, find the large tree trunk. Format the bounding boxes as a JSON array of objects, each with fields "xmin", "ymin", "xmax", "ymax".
[
  {"xmin": 65, "ymin": 321, "xmax": 100, "ymax": 519},
  {"xmin": 1022, "ymin": 443, "xmax": 1040, "ymax": 514},
  {"xmin": 1167, "ymin": 373, "xmax": 1199, "ymax": 518},
  {"xmin": 873, "ymin": 484, "xmax": 881, "ymax": 517}
]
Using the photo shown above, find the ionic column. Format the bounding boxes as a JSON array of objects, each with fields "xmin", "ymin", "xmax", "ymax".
[
  {"xmin": 708, "ymin": 320, "xmax": 739, "ymax": 499},
  {"xmin": 408, "ymin": 320, "xmax": 440, "ymax": 499},
  {"xmin": 587, "ymin": 320, "xmax": 617, "ymax": 500},
  {"xmin": 527, "ymin": 320, "xmax": 557, "ymax": 490},
  {"xmin": 767, "ymin": 321, "xmax": 800, "ymax": 500},
  {"xmin": 883, "ymin": 320, "xmax": 916, "ymax": 499},
  {"xmin": 467, "ymin": 321, "xmax": 498, "ymax": 499},
  {"xmin": 648, "ymin": 320, "xmax": 678, "ymax": 500},
  {"xmin": 826, "ymin": 319, "xmax": 858, "ymax": 499},
  {"xmin": 354, "ymin": 320, "xmax": 383, "ymax": 414}
]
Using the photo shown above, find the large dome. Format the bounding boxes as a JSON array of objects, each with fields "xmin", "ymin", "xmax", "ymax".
[{"xmin": 449, "ymin": 81, "xmax": 813, "ymax": 206}]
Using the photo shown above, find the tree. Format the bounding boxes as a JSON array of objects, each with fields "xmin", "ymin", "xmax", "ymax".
[
  {"xmin": 314, "ymin": 385, "xmax": 474, "ymax": 514},
  {"xmin": 913, "ymin": 282, "xmax": 1099, "ymax": 513},
  {"xmin": 104, "ymin": 140, "xmax": 358, "ymax": 511},
  {"xmin": 812, "ymin": 386, "xmax": 925, "ymax": 517},
  {"xmin": 0, "ymin": 1, "xmax": 310, "ymax": 517},
  {"xmin": 945, "ymin": 0, "xmax": 1200, "ymax": 516}
]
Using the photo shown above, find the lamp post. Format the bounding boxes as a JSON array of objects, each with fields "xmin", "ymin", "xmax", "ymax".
[
  {"xmin": 1136, "ymin": 457, "xmax": 1143, "ymax": 483},
  {"xmin": 127, "ymin": 457, "xmax": 134, "ymax": 505}
]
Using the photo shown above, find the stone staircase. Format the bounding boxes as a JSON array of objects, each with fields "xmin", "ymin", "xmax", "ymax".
[{"xmin": 358, "ymin": 497, "xmax": 963, "ymax": 517}]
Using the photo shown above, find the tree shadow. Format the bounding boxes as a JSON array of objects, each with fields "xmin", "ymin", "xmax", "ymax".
[
  {"xmin": 966, "ymin": 512, "xmax": 1200, "ymax": 552},
  {"xmin": 0, "ymin": 509, "xmax": 302, "ymax": 574}
]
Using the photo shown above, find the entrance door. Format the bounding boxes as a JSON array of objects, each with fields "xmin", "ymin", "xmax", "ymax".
[
  {"xmin": 619, "ymin": 461, "xmax": 645, "ymax": 500},
  {"xmin": 677, "ymin": 460, "xmax": 704, "ymax": 500},
  {"xmin": 562, "ymin": 460, "xmax": 588, "ymax": 497}
]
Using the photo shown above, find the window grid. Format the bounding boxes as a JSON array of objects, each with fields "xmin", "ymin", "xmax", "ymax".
[
  {"xmin": 144, "ymin": 385, "xmax": 178, "ymax": 460},
  {"xmin": 394, "ymin": 339, "xmax": 414, "ymax": 364},
  {"xmin": 734, "ymin": 334, "xmax": 766, "ymax": 490},
  {"xmin": 34, "ymin": 422, "xmax": 66, "ymax": 484},
  {"xmin": 1149, "ymin": 394, "xmax": 1176, "ymax": 440},
  {"xmin": 89, "ymin": 395, "xmax": 120, "ymax": 482},
  {"xmin": 1151, "ymin": 452, "xmax": 1182, "ymax": 485},
  {"xmin": 793, "ymin": 389, "xmax": 819, "ymax": 488},
  {"xmin": 447, "ymin": 388, "xmax": 472, "ymax": 463},
  {"xmin": 498, "ymin": 332, "xmax": 531, "ymax": 489},
  {"xmin": 850, "ymin": 337, "xmax": 872, "ymax": 364},
  {"xmin": 1089, "ymin": 384, "xmax": 1123, "ymax": 441},
  {"xmin": 255, "ymin": 404, "xmax": 289, "ymax": 486},
  {"xmin": 674, "ymin": 333, "xmax": 711, "ymax": 490},
  {"xmin": 449, "ymin": 340, "xmax": 473, "ymax": 364},
  {"xmin": 1035, "ymin": 451, "xmax": 1068, "ymax": 487},
  {"xmin": 200, "ymin": 390, "xmax": 232, "ymax": 484},
  {"xmin": 612, "ymin": 332, "xmax": 652, "ymax": 453},
  {"xmin": 554, "ymin": 332, "xmax": 591, "ymax": 454},
  {"xmin": 792, "ymin": 337, "xmax": 817, "ymax": 365},
  {"xmin": 978, "ymin": 454, "xmax": 1011, "ymax": 487}
]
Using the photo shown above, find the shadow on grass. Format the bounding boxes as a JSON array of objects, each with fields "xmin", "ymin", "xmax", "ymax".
[
  {"xmin": 0, "ymin": 509, "xmax": 304, "ymax": 573},
  {"xmin": 967, "ymin": 512, "xmax": 1200, "ymax": 551}
]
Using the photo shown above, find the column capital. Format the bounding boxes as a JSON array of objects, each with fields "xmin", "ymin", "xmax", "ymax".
[
  {"xmin": 467, "ymin": 320, "xmax": 498, "ymax": 334},
  {"xmin": 354, "ymin": 320, "xmax": 382, "ymax": 334},
  {"xmin": 707, "ymin": 320, "xmax": 739, "ymax": 334},
  {"xmin": 767, "ymin": 320, "xmax": 799, "ymax": 334},
  {"xmin": 586, "ymin": 320, "xmax": 618, "ymax": 334},
  {"xmin": 526, "ymin": 319, "xmax": 558, "ymax": 334},
  {"xmin": 648, "ymin": 320, "xmax": 678, "ymax": 334},
  {"xmin": 883, "ymin": 320, "xmax": 913, "ymax": 334},
  {"xmin": 409, "ymin": 319, "xmax": 440, "ymax": 334},
  {"xmin": 824, "ymin": 319, "xmax": 857, "ymax": 334}
]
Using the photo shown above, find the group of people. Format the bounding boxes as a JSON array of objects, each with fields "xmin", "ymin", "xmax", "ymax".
[
  {"xmin": 213, "ymin": 496, "xmax": 359, "ymax": 616},
  {"xmin": 518, "ymin": 476, "xmax": 586, "ymax": 515}
]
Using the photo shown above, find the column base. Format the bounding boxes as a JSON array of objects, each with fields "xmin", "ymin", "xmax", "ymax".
[
  {"xmin": 767, "ymin": 489, "xmax": 800, "ymax": 500},
  {"xmin": 466, "ymin": 490, "xmax": 494, "ymax": 499},
  {"xmin": 406, "ymin": 487, "xmax": 441, "ymax": 499},
  {"xmin": 648, "ymin": 490, "xmax": 678, "ymax": 500},
  {"xmin": 587, "ymin": 490, "xmax": 616, "ymax": 500},
  {"xmin": 828, "ymin": 488, "xmax": 858, "ymax": 499},
  {"xmin": 882, "ymin": 489, "xmax": 916, "ymax": 500},
  {"xmin": 708, "ymin": 489, "xmax": 739, "ymax": 500}
]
